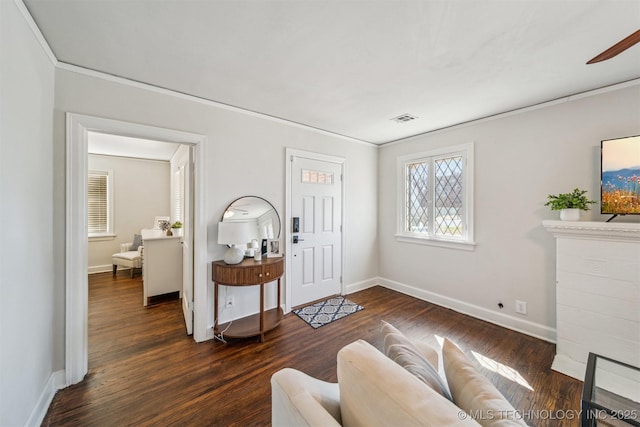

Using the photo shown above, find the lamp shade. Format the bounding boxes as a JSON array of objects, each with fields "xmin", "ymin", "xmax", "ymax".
[{"xmin": 218, "ymin": 222, "xmax": 249, "ymax": 245}]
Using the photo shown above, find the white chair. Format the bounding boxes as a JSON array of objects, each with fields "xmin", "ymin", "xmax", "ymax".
[{"xmin": 112, "ymin": 242, "xmax": 143, "ymax": 278}]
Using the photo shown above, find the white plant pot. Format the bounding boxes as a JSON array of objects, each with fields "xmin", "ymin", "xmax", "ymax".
[
  {"xmin": 560, "ymin": 208, "xmax": 580, "ymax": 221},
  {"xmin": 172, "ymin": 228, "xmax": 183, "ymax": 237}
]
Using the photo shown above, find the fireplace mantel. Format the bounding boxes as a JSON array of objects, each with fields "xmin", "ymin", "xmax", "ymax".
[
  {"xmin": 543, "ymin": 220, "xmax": 640, "ymax": 381},
  {"xmin": 542, "ymin": 220, "xmax": 640, "ymax": 242}
]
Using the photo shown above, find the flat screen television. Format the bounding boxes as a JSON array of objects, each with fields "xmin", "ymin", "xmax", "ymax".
[{"xmin": 601, "ymin": 135, "xmax": 640, "ymax": 219}]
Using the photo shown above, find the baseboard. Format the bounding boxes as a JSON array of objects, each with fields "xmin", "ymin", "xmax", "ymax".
[
  {"xmin": 88, "ymin": 264, "xmax": 113, "ymax": 274},
  {"xmin": 551, "ymin": 354, "xmax": 585, "ymax": 381},
  {"xmin": 25, "ymin": 370, "xmax": 65, "ymax": 427},
  {"xmin": 345, "ymin": 277, "xmax": 378, "ymax": 294},
  {"xmin": 377, "ymin": 277, "xmax": 556, "ymax": 343}
]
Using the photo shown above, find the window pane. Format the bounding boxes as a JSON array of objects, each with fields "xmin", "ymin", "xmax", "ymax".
[
  {"xmin": 407, "ymin": 161, "xmax": 430, "ymax": 233},
  {"xmin": 434, "ymin": 156, "xmax": 463, "ymax": 236},
  {"xmin": 302, "ymin": 169, "xmax": 334, "ymax": 185}
]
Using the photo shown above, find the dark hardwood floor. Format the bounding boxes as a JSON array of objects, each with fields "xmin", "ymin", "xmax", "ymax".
[{"xmin": 43, "ymin": 272, "xmax": 582, "ymax": 426}]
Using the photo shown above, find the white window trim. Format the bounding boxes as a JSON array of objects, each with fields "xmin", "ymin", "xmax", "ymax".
[
  {"xmin": 88, "ymin": 169, "xmax": 115, "ymax": 240},
  {"xmin": 395, "ymin": 142, "xmax": 475, "ymax": 251}
]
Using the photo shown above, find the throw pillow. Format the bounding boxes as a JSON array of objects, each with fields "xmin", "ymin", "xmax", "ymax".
[
  {"xmin": 442, "ymin": 338, "xmax": 528, "ymax": 426},
  {"xmin": 381, "ymin": 321, "xmax": 452, "ymax": 400},
  {"xmin": 381, "ymin": 321, "xmax": 438, "ymax": 366},
  {"xmin": 130, "ymin": 234, "xmax": 142, "ymax": 251},
  {"xmin": 338, "ymin": 340, "xmax": 480, "ymax": 427}
]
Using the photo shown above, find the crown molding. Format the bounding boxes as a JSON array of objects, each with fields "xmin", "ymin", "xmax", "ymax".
[
  {"xmin": 14, "ymin": 0, "xmax": 57, "ymax": 66},
  {"xmin": 17, "ymin": 0, "xmax": 638, "ymax": 150},
  {"xmin": 55, "ymin": 61, "xmax": 377, "ymax": 148},
  {"xmin": 381, "ymin": 78, "xmax": 640, "ymax": 148},
  {"xmin": 15, "ymin": 0, "xmax": 375, "ymax": 148}
]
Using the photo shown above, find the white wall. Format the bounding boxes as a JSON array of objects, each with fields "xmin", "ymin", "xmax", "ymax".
[
  {"xmin": 378, "ymin": 84, "xmax": 640, "ymax": 341},
  {"xmin": 0, "ymin": 2, "xmax": 58, "ymax": 425},
  {"xmin": 53, "ymin": 67, "xmax": 379, "ymax": 334},
  {"xmin": 88, "ymin": 154, "xmax": 171, "ymax": 272}
]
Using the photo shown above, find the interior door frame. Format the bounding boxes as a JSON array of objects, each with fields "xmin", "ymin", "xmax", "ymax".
[
  {"xmin": 66, "ymin": 113, "xmax": 209, "ymax": 386},
  {"xmin": 285, "ymin": 148, "xmax": 346, "ymax": 313}
]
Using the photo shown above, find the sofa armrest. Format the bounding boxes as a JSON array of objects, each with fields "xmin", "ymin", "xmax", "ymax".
[
  {"xmin": 271, "ymin": 368, "xmax": 341, "ymax": 427},
  {"xmin": 120, "ymin": 242, "xmax": 132, "ymax": 252}
]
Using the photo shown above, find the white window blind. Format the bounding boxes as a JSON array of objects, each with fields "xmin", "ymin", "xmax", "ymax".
[
  {"xmin": 88, "ymin": 170, "xmax": 112, "ymax": 236},
  {"xmin": 174, "ymin": 166, "xmax": 185, "ymax": 223}
]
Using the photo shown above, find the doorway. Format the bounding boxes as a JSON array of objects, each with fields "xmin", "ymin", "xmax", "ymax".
[
  {"xmin": 285, "ymin": 149, "xmax": 345, "ymax": 309},
  {"xmin": 87, "ymin": 132, "xmax": 194, "ymax": 332},
  {"xmin": 66, "ymin": 113, "xmax": 208, "ymax": 386}
]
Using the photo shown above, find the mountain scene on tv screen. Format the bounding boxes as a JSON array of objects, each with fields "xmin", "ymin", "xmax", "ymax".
[{"xmin": 602, "ymin": 166, "xmax": 640, "ymax": 214}]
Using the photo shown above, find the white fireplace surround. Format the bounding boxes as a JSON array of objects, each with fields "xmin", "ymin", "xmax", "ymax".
[
  {"xmin": 543, "ymin": 220, "xmax": 640, "ymax": 380},
  {"xmin": 543, "ymin": 220, "xmax": 640, "ymax": 242}
]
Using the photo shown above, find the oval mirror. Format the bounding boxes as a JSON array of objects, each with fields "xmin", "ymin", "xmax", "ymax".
[{"xmin": 221, "ymin": 196, "xmax": 281, "ymax": 244}]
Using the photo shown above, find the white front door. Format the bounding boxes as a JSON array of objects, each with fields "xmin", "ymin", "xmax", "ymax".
[{"xmin": 289, "ymin": 152, "xmax": 343, "ymax": 307}]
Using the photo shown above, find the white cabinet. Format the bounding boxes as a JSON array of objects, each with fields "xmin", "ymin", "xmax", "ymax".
[{"xmin": 141, "ymin": 229, "xmax": 183, "ymax": 306}]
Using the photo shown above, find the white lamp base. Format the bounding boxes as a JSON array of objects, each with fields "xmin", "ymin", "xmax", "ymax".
[{"xmin": 223, "ymin": 245, "xmax": 244, "ymax": 264}]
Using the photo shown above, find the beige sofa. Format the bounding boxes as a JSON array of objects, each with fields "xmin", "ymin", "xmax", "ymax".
[{"xmin": 271, "ymin": 322, "xmax": 527, "ymax": 426}]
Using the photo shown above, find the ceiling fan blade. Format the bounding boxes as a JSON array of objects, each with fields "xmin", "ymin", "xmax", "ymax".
[{"xmin": 587, "ymin": 29, "xmax": 640, "ymax": 64}]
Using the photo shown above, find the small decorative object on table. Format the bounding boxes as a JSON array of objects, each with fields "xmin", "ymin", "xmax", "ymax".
[
  {"xmin": 545, "ymin": 188, "xmax": 597, "ymax": 221},
  {"xmin": 267, "ymin": 238, "xmax": 282, "ymax": 258},
  {"xmin": 171, "ymin": 221, "xmax": 183, "ymax": 237},
  {"xmin": 158, "ymin": 219, "xmax": 172, "ymax": 236}
]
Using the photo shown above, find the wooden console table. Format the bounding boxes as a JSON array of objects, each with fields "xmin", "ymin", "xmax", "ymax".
[{"xmin": 211, "ymin": 256, "xmax": 284, "ymax": 342}]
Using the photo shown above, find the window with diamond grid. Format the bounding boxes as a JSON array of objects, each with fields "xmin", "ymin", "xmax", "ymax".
[{"xmin": 398, "ymin": 143, "xmax": 474, "ymax": 249}]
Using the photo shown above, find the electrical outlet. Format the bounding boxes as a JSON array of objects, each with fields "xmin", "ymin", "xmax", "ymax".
[
  {"xmin": 225, "ymin": 296, "xmax": 234, "ymax": 308},
  {"xmin": 515, "ymin": 300, "xmax": 527, "ymax": 315}
]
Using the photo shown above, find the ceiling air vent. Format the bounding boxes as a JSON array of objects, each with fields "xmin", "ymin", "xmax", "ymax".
[{"xmin": 391, "ymin": 113, "xmax": 418, "ymax": 123}]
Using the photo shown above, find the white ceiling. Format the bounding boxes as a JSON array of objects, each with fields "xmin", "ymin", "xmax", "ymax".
[
  {"xmin": 24, "ymin": 0, "xmax": 640, "ymax": 145},
  {"xmin": 88, "ymin": 131, "xmax": 181, "ymax": 161}
]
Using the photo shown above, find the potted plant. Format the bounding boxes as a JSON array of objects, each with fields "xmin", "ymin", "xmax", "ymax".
[
  {"xmin": 171, "ymin": 221, "xmax": 183, "ymax": 236},
  {"xmin": 545, "ymin": 188, "xmax": 596, "ymax": 221}
]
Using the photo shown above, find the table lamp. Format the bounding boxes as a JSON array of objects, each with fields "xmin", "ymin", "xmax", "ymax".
[{"xmin": 218, "ymin": 222, "xmax": 249, "ymax": 264}]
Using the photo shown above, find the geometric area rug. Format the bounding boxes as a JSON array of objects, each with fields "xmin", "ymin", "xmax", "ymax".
[{"xmin": 293, "ymin": 296, "xmax": 364, "ymax": 329}]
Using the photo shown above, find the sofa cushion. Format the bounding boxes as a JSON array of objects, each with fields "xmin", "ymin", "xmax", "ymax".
[
  {"xmin": 443, "ymin": 338, "xmax": 528, "ymax": 426},
  {"xmin": 381, "ymin": 322, "xmax": 451, "ymax": 400},
  {"xmin": 112, "ymin": 251, "xmax": 141, "ymax": 261},
  {"xmin": 338, "ymin": 339, "xmax": 480, "ymax": 427}
]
